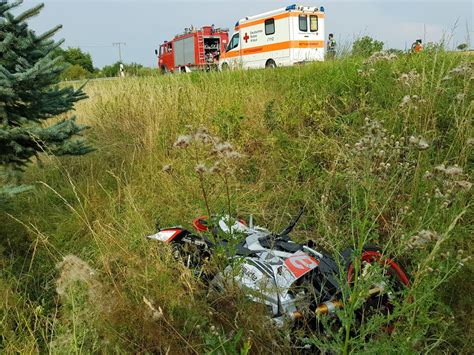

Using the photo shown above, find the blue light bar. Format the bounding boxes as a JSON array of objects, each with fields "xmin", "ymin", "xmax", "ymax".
[
  {"xmin": 320, "ymin": 6, "xmax": 325, "ymax": 12},
  {"xmin": 286, "ymin": 4, "xmax": 297, "ymax": 11}
]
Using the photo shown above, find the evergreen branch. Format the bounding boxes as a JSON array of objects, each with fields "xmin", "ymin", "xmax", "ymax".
[
  {"xmin": 37, "ymin": 24, "xmax": 62, "ymax": 42},
  {"xmin": 12, "ymin": 2, "xmax": 43, "ymax": 24},
  {"xmin": 0, "ymin": 0, "xmax": 23, "ymax": 15}
]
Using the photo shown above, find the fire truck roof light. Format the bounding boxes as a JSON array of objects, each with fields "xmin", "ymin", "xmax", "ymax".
[
  {"xmin": 320, "ymin": 6, "xmax": 325, "ymax": 12},
  {"xmin": 286, "ymin": 4, "xmax": 297, "ymax": 11}
]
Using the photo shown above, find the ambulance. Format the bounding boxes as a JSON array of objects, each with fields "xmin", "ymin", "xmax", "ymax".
[{"xmin": 220, "ymin": 4, "xmax": 325, "ymax": 70}]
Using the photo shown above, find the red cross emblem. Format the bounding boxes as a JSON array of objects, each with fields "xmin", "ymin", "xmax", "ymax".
[{"xmin": 243, "ymin": 33, "xmax": 250, "ymax": 43}]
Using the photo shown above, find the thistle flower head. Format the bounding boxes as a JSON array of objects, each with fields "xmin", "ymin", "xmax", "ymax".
[
  {"xmin": 194, "ymin": 163, "xmax": 208, "ymax": 174},
  {"xmin": 174, "ymin": 135, "xmax": 192, "ymax": 149},
  {"xmin": 162, "ymin": 164, "xmax": 172, "ymax": 173}
]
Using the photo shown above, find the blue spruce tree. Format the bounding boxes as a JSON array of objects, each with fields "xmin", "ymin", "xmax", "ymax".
[{"xmin": 0, "ymin": 0, "xmax": 93, "ymax": 198}]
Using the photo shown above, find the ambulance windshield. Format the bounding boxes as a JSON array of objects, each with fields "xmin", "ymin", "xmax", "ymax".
[{"xmin": 227, "ymin": 33, "xmax": 240, "ymax": 51}]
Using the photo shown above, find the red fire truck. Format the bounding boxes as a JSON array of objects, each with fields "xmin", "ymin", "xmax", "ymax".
[{"xmin": 156, "ymin": 26, "xmax": 229, "ymax": 73}]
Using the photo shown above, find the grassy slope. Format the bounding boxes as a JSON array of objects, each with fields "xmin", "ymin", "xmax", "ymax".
[{"xmin": 1, "ymin": 51, "xmax": 472, "ymax": 353}]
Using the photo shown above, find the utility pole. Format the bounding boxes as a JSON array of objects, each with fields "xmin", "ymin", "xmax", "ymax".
[
  {"xmin": 113, "ymin": 42, "xmax": 126, "ymax": 63},
  {"xmin": 113, "ymin": 42, "xmax": 126, "ymax": 78}
]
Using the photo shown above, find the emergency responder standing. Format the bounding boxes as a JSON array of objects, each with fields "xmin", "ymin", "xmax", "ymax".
[
  {"xmin": 411, "ymin": 39, "xmax": 423, "ymax": 53},
  {"xmin": 327, "ymin": 33, "xmax": 336, "ymax": 59}
]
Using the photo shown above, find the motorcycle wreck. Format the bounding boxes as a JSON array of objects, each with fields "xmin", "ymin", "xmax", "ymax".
[{"xmin": 146, "ymin": 210, "xmax": 410, "ymax": 334}]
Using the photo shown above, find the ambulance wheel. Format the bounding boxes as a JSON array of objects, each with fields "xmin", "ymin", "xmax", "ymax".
[
  {"xmin": 265, "ymin": 59, "xmax": 277, "ymax": 69},
  {"xmin": 221, "ymin": 63, "xmax": 229, "ymax": 71}
]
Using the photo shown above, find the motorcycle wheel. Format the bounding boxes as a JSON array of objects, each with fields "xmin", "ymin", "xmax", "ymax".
[{"xmin": 346, "ymin": 246, "xmax": 410, "ymax": 332}]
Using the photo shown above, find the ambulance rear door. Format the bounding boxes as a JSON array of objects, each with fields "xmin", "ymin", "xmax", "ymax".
[{"xmin": 291, "ymin": 12, "xmax": 323, "ymax": 63}]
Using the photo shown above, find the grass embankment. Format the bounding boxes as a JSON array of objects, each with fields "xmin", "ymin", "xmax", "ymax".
[{"xmin": 1, "ymin": 51, "xmax": 472, "ymax": 353}]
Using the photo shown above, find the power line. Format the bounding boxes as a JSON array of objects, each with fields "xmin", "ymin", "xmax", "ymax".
[{"xmin": 112, "ymin": 42, "xmax": 126, "ymax": 63}]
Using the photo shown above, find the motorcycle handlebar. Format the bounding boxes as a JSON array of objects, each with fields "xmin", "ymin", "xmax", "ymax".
[{"xmin": 278, "ymin": 208, "xmax": 305, "ymax": 237}]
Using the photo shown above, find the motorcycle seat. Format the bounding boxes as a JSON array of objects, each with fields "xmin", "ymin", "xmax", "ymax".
[
  {"xmin": 258, "ymin": 236, "xmax": 303, "ymax": 253},
  {"xmin": 216, "ymin": 240, "xmax": 255, "ymax": 257}
]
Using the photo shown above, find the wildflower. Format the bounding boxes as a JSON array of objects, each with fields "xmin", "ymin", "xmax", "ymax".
[
  {"xmin": 434, "ymin": 164, "xmax": 446, "ymax": 173},
  {"xmin": 363, "ymin": 51, "xmax": 398, "ymax": 65},
  {"xmin": 194, "ymin": 127, "xmax": 213, "ymax": 144},
  {"xmin": 444, "ymin": 165, "xmax": 463, "ymax": 176},
  {"xmin": 408, "ymin": 230, "xmax": 440, "ymax": 248},
  {"xmin": 455, "ymin": 180, "xmax": 472, "ymax": 191},
  {"xmin": 397, "ymin": 70, "xmax": 420, "ymax": 86},
  {"xmin": 225, "ymin": 151, "xmax": 243, "ymax": 159},
  {"xmin": 195, "ymin": 163, "xmax": 207, "ymax": 174},
  {"xmin": 209, "ymin": 162, "xmax": 221, "ymax": 174},
  {"xmin": 213, "ymin": 142, "xmax": 234, "ymax": 154},
  {"xmin": 455, "ymin": 93, "xmax": 465, "ymax": 101},
  {"xmin": 174, "ymin": 135, "xmax": 192, "ymax": 148},
  {"xmin": 417, "ymin": 138, "xmax": 429, "ymax": 150},
  {"xmin": 400, "ymin": 95, "xmax": 411, "ymax": 108},
  {"xmin": 162, "ymin": 164, "xmax": 172, "ymax": 173},
  {"xmin": 408, "ymin": 136, "xmax": 429, "ymax": 150},
  {"xmin": 449, "ymin": 64, "xmax": 470, "ymax": 76}
]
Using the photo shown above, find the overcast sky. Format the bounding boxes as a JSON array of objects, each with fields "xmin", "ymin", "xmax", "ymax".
[{"xmin": 21, "ymin": 0, "xmax": 474, "ymax": 68}]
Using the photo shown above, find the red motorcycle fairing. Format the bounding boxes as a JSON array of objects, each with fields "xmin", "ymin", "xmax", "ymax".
[{"xmin": 146, "ymin": 228, "xmax": 188, "ymax": 243}]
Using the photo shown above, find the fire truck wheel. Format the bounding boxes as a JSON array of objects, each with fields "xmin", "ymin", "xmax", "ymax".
[
  {"xmin": 160, "ymin": 66, "xmax": 169, "ymax": 74},
  {"xmin": 221, "ymin": 63, "xmax": 229, "ymax": 71},
  {"xmin": 265, "ymin": 59, "xmax": 277, "ymax": 69}
]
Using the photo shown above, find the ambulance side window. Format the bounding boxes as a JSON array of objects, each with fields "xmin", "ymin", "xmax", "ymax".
[
  {"xmin": 299, "ymin": 15, "xmax": 308, "ymax": 32},
  {"xmin": 310, "ymin": 15, "xmax": 318, "ymax": 32},
  {"xmin": 265, "ymin": 18, "xmax": 275, "ymax": 35}
]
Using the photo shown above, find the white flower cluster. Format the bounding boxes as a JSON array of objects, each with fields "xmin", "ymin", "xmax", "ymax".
[
  {"xmin": 168, "ymin": 127, "xmax": 244, "ymax": 175},
  {"xmin": 357, "ymin": 67, "xmax": 376, "ymax": 77},
  {"xmin": 408, "ymin": 136, "xmax": 430, "ymax": 150},
  {"xmin": 442, "ymin": 62, "xmax": 473, "ymax": 80},
  {"xmin": 408, "ymin": 230, "xmax": 440, "ymax": 249},
  {"xmin": 397, "ymin": 70, "xmax": 420, "ymax": 87},
  {"xmin": 363, "ymin": 51, "xmax": 398, "ymax": 65},
  {"xmin": 399, "ymin": 95, "xmax": 425, "ymax": 110},
  {"xmin": 351, "ymin": 118, "xmax": 429, "ymax": 178},
  {"xmin": 424, "ymin": 163, "xmax": 472, "ymax": 207}
]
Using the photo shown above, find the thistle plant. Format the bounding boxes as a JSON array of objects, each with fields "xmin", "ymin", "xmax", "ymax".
[{"xmin": 171, "ymin": 126, "xmax": 243, "ymax": 219}]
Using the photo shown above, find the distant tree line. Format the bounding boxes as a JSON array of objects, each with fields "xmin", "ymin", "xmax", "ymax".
[{"xmin": 54, "ymin": 47, "xmax": 157, "ymax": 81}]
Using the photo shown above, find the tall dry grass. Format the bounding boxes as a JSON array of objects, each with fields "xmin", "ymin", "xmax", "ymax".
[{"xmin": 0, "ymin": 50, "xmax": 472, "ymax": 353}]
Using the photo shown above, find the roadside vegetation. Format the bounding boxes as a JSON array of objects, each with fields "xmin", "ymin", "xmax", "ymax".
[
  {"xmin": 1, "ymin": 45, "xmax": 472, "ymax": 353},
  {"xmin": 55, "ymin": 47, "xmax": 157, "ymax": 81}
]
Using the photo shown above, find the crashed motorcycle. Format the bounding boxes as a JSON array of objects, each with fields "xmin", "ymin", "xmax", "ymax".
[{"xmin": 146, "ymin": 210, "xmax": 410, "ymax": 329}]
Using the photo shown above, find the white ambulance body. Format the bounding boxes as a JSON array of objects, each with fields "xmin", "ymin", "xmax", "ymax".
[{"xmin": 220, "ymin": 4, "xmax": 325, "ymax": 70}]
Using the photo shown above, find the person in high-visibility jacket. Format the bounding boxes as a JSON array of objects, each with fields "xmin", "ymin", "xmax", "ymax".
[
  {"xmin": 411, "ymin": 39, "xmax": 423, "ymax": 53},
  {"xmin": 327, "ymin": 33, "xmax": 337, "ymax": 58}
]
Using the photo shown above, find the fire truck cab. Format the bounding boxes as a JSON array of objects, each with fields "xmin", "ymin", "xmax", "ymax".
[
  {"xmin": 157, "ymin": 26, "xmax": 229, "ymax": 73},
  {"xmin": 220, "ymin": 4, "xmax": 325, "ymax": 70}
]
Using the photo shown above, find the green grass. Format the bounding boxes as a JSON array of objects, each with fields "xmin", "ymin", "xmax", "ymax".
[{"xmin": 1, "ymin": 50, "xmax": 473, "ymax": 353}]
